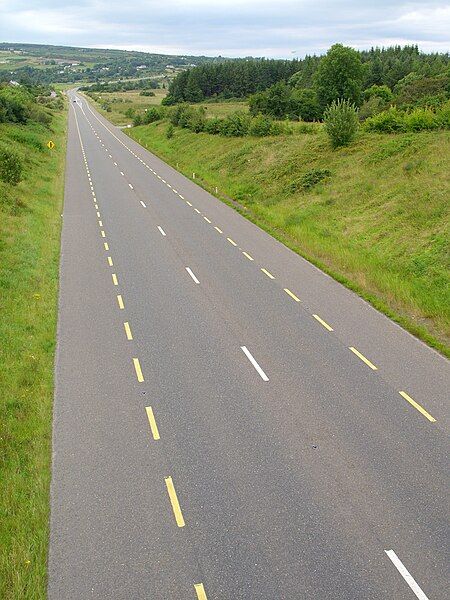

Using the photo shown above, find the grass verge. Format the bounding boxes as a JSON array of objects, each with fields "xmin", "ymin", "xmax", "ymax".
[
  {"xmin": 0, "ymin": 107, "xmax": 68, "ymax": 598},
  {"xmin": 129, "ymin": 121, "xmax": 449, "ymax": 356}
]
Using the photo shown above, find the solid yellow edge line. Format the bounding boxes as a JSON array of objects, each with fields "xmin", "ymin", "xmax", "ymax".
[
  {"xmin": 399, "ymin": 391, "xmax": 436, "ymax": 422},
  {"xmin": 165, "ymin": 476, "xmax": 185, "ymax": 527},
  {"xmin": 284, "ymin": 288, "xmax": 300, "ymax": 302},
  {"xmin": 349, "ymin": 347, "xmax": 378, "ymax": 370},
  {"xmin": 133, "ymin": 358, "xmax": 144, "ymax": 382},
  {"xmin": 312, "ymin": 314, "xmax": 334, "ymax": 332},
  {"xmin": 194, "ymin": 582, "xmax": 208, "ymax": 600},
  {"xmin": 124, "ymin": 322, "xmax": 133, "ymax": 340},
  {"xmin": 145, "ymin": 406, "xmax": 160, "ymax": 440}
]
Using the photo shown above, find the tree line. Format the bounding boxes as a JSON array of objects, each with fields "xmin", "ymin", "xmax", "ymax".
[{"xmin": 163, "ymin": 45, "xmax": 449, "ymax": 112}]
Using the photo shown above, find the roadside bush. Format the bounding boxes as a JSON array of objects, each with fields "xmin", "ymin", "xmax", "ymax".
[
  {"xmin": 364, "ymin": 107, "xmax": 406, "ymax": 133},
  {"xmin": 204, "ymin": 117, "xmax": 222, "ymax": 134},
  {"xmin": 133, "ymin": 114, "xmax": 142, "ymax": 126},
  {"xmin": 248, "ymin": 113, "xmax": 273, "ymax": 136},
  {"xmin": 288, "ymin": 168, "xmax": 331, "ymax": 193},
  {"xmin": 436, "ymin": 101, "xmax": 450, "ymax": 128},
  {"xmin": 187, "ymin": 107, "xmax": 206, "ymax": 133},
  {"xmin": 300, "ymin": 168, "xmax": 332, "ymax": 189},
  {"xmin": 404, "ymin": 108, "xmax": 437, "ymax": 131},
  {"xmin": 142, "ymin": 107, "xmax": 164, "ymax": 124},
  {"xmin": 323, "ymin": 99, "xmax": 359, "ymax": 148},
  {"xmin": 0, "ymin": 146, "xmax": 23, "ymax": 185},
  {"xmin": 219, "ymin": 111, "xmax": 251, "ymax": 137},
  {"xmin": 0, "ymin": 85, "xmax": 32, "ymax": 123}
]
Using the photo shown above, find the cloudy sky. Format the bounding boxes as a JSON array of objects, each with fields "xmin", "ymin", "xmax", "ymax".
[{"xmin": 1, "ymin": 0, "xmax": 449, "ymax": 58}]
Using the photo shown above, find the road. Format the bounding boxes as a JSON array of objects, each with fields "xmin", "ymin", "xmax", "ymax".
[{"xmin": 48, "ymin": 92, "xmax": 449, "ymax": 599}]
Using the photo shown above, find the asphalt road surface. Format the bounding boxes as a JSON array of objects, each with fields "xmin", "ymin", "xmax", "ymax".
[{"xmin": 48, "ymin": 92, "xmax": 449, "ymax": 599}]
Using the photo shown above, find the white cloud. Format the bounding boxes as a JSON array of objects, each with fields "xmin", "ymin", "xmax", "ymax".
[{"xmin": 0, "ymin": 0, "xmax": 449, "ymax": 57}]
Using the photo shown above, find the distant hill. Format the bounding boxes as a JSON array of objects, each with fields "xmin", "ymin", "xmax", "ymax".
[{"xmin": 0, "ymin": 42, "xmax": 227, "ymax": 86}]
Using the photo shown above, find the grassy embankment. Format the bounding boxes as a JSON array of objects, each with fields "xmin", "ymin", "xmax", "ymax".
[
  {"xmin": 0, "ymin": 106, "xmax": 67, "ymax": 597},
  {"xmin": 128, "ymin": 119, "xmax": 449, "ymax": 355}
]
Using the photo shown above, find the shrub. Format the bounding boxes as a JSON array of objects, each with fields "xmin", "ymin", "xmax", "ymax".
[
  {"xmin": 404, "ymin": 108, "xmax": 437, "ymax": 131},
  {"xmin": 187, "ymin": 107, "xmax": 206, "ymax": 133},
  {"xmin": 300, "ymin": 168, "xmax": 332, "ymax": 189},
  {"xmin": 249, "ymin": 113, "xmax": 273, "ymax": 136},
  {"xmin": 0, "ymin": 85, "xmax": 32, "ymax": 123},
  {"xmin": 166, "ymin": 124, "xmax": 174, "ymax": 139},
  {"xmin": 142, "ymin": 107, "xmax": 164, "ymax": 124},
  {"xmin": 364, "ymin": 107, "xmax": 406, "ymax": 133},
  {"xmin": 133, "ymin": 114, "xmax": 143, "ymax": 126},
  {"xmin": 436, "ymin": 101, "xmax": 450, "ymax": 128},
  {"xmin": 323, "ymin": 99, "xmax": 359, "ymax": 148},
  {"xmin": 0, "ymin": 146, "xmax": 23, "ymax": 185},
  {"xmin": 204, "ymin": 117, "xmax": 222, "ymax": 134},
  {"xmin": 140, "ymin": 90, "xmax": 155, "ymax": 96},
  {"xmin": 219, "ymin": 111, "xmax": 251, "ymax": 137},
  {"xmin": 358, "ymin": 96, "xmax": 387, "ymax": 121}
]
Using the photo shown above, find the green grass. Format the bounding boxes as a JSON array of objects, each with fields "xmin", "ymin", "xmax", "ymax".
[
  {"xmin": 0, "ymin": 108, "xmax": 68, "ymax": 598},
  {"xmin": 129, "ymin": 122, "xmax": 450, "ymax": 355}
]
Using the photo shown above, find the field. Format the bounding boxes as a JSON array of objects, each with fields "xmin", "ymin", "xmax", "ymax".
[
  {"xmin": 0, "ymin": 106, "xmax": 68, "ymax": 598},
  {"xmin": 87, "ymin": 89, "xmax": 167, "ymax": 124},
  {"xmin": 128, "ymin": 121, "xmax": 450, "ymax": 355}
]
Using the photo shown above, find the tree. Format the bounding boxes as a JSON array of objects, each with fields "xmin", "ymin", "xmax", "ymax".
[
  {"xmin": 289, "ymin": 88, "xmax": 321, "ymax": 121},
  {"xmin": 314, "ymin": 44, "xmax": 365, "ymax": 110}
]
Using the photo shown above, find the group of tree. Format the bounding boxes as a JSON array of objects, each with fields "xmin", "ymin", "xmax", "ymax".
[
  {"xmin": 79, "ymin": 79, "xmax": 159, "ymax": 93},
  {"xmin": 164, "ymin": 44, "xmax": 449, "ymax": 122},
  {"xmin": 163, "ymin": 58, "xmax": 302, "ymax": 104}
]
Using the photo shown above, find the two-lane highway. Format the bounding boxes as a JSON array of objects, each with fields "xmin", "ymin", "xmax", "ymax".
[{"xmin": 48, "ymin": 93, "xmax": 449, "ymax": 599}]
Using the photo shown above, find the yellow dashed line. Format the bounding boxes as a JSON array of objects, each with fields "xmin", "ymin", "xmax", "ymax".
[
  {"xmin": 194, "ymin": 583, "xmax": 208, "ymax": 600},
  {"xmin": 194, "ymin": 208, "xmax": 201, "ymax": 214},
  {"xmin": 107, "ymin": 256, "xmax": 113, "ymax": 266},
  {"xmin": 214, "ymin": 226, "xmax": 223, "ymax": 234},
  {"xmin": 98, "ymin": 220, "xmax": 103, "ymax": 227},
  {"xmin": 349, "ymin": 347, "xmax": 377, "ymax": 370},
  {"xmin": 261, "ymin": 268, "xmax": 275, "ymax": 279},
  {"xmin": 399, "ymin": 391, "xmax": 436, "ymax": 422},
  {"xmin": 186, "ymin": 200, "xmax": 192, "ymax": 206},
  {"xmin": 117, "ymin": 294, "xmax": 124, "ymax": 309},
  {"xmin": 124, "ymin": 322, "xmax": 133, "ymax": 340},
  {"xmin": 227, "ymin": 237, "xmax": 237, "ymax": 246},
  {"xmin": 104, "ymin": 242, "xmax": 109, "ymax": 250},
  {"xmin": 284, "ymin": 288, "xmax": 301, "ymax": 302},
  {"xmin": 101, "ymin": 230, "xmax": 106, "ymax": 238},
  {"xmin": 312, "ymin": 314, "xmax": 334, "ymax": 332},
  {"xmin": 203, "ymin": 216, "xmax": 212, "ymax": 223},
  {"xmin": 165, "ymin": 476, "xmax": 185, "ymax": 527},
  {"xmin": 112, "ymin": 273, "xmax": 118, "ymax": 286},
  {"xmin": 133, "ymin": 357, "xmax": 144, "ymax": 382},
  {"xmin": 242, "ymin": 251, "xmax": 254, "ymax": 261},
  {"xmin": 145, "ymin": 406, "xmax": 160, "ymax": 440}
]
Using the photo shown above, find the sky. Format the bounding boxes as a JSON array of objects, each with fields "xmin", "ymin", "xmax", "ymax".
[{"xmin": 1, "ymin": 0, "xmax": 449, "ymax": 58}]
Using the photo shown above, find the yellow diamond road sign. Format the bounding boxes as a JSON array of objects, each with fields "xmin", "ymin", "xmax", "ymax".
[{"xmin": 47, "ymin": 140, "xmax": 55, "ymax": 149}]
